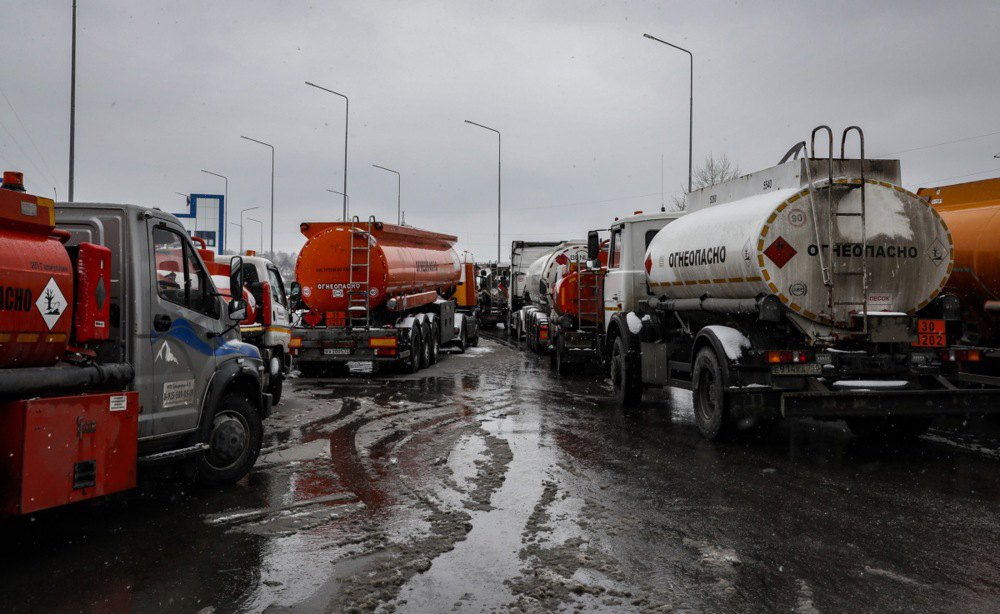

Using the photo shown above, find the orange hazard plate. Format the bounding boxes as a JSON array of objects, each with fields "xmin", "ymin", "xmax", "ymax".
[{"xmin": 913, "ymin": 319, "xmax": 946, "ymax": 347}]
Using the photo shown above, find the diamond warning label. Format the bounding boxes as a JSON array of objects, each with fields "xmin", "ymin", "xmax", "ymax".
[
  {"xmin": 763, "ymin": 237, "xmax": 797, "ymax": 269},
  {"xmin": 35, "ymin": 277, "xmax": 67, "ymax": 330}
]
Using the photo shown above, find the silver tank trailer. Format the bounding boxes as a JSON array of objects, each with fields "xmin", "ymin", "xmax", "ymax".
[
  {"xmin": 645, "ymin": 158, "xmax": 954, "ymax": 340},
  {"xmin": 524, "ymin": 241, "xmax": 587, "ymax": 308}
]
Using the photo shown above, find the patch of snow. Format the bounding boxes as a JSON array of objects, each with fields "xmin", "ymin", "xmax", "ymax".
[
  {"xmin": 866, "ymin": 311, "xmax": 907, "ymax": 317},
  {"xmin": 626, "ymin": 312, "xmax": 643, "ymax": 334},
  {"xmin": 703, "ymin": 325, "xmax": 751, "ymax": 362}
]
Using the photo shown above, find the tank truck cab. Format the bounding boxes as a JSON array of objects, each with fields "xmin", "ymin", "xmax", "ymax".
[
  {"xmin": 55, "ymin": 202, "xmax": 269, "ymax": 484},
  {"xmin": 605, "ymin": 126, "xmax": 1000, "ymax": 441},
  {"xmin": 214, "ymin": 252, "xmax": 291, "ymax": 404}
]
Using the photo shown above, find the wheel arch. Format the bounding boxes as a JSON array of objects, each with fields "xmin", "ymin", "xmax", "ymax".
[{"xmin": 692, "ymin": 326, "xmax": 747, "ymax": 390}]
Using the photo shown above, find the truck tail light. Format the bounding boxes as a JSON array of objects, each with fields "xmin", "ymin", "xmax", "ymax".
[
  {"xmin": 369, "ymin": 337, "xmax": 398, "ymax": 349},
  {"xmin": 374, "ymin": 348, "xmax": 397, "ymax": 357},
  {"xmin": 940, "ymin": 349, "xmax": 981, "ymax": 362},
  {"xmin": 260, "ymin": 281, "xmax": 273, "ymax": 327},
  {"xmin": 539, "ymin": 325, "xmax": 549, "ymax": 341},
  {"xmin": 765, "ymin": 350, "xmax": 809, "ymax": 364},
  {"xmin": 289, "ymin": 337, "xmax": 302, "ymax": 348}
]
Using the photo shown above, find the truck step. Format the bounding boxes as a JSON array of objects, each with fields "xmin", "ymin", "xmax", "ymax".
[{"xmin": 138, "ymin": 443, "xmax": 209, "ymax": 465}]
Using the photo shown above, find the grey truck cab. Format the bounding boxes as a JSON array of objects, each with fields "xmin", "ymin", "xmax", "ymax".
[{"xmin": 56, "ymin": 202, "xmax": 270, "ymax": 484}]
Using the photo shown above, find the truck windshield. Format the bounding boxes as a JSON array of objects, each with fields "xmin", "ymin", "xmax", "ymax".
[
  {"xmin": 153, "ymin": 227, "xmax": 217, "ymax": 317},
  {"xmin": 267, "ymin": 267, "xmax": 288, "ymax": 307}
]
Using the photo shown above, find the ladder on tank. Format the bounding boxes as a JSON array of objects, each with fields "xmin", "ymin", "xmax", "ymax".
[
  {"xmin": 347, "ymin": 216, "xmax": 375, "ymax": 329},
  {"xmin": 575, "ymin": 254, "xmax": 602, "ymax": 333},
  {"xmin": 808, "ymin": 125, "xmax": 870, "ymax": 332}
]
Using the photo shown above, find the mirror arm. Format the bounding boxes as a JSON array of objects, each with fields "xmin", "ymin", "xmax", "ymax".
[{"xmin": 207, "ymin": 321, "xmax": 240, "ymax": 339}]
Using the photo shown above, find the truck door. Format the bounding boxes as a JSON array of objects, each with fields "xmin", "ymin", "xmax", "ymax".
[
  {"xmin": 266, "ymin": 265, "xmax": 290, "ymax": 326},
  {"xmin": 603, "ymin": 226, "xmax": 624, "ymax": 330},
  {"xmin": 145, "ymin": 222, "xmax": 224, "ymax": 438}
]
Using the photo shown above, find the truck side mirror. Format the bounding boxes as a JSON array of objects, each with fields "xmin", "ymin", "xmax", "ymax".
[
  {"xmin": 289, "ymin": 281, "xmax": 302, "ymax": 307},
  {"xmin": 587, "ymin": 230, "xmax": 600, "ymax": 260},
  {"xmin": 230, "ymin": 256, "xmax": 244, "ymax": 293},
  {"xmin": 228, "ymin": 299, "xmax": 247, "ymax": 322}
]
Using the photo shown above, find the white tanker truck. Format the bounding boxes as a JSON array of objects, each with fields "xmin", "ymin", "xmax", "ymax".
[
  {"xmin": 594, "ymin": 126, "xmax": 1000, "ymax": 440},
  {"xmin": 514, "ymin": 241, "xmax": 587, "ymax": 353}
]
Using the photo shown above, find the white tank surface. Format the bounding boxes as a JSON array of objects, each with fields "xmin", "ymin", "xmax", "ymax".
[
  {"xmin": 524, "ymin": 241, "xmax": 588, "ymax": 307},
  {"xmin": 645, "ymin": 178, "xmax": 955, "ymax": 328}
]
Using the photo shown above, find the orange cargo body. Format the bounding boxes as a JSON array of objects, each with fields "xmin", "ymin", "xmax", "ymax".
[
  {"xmin": 455, "ymin": 262, "xmax": 478, "ymax": 309},
  {"xmin": 553, "ymin": 264, "xmax": 605, "ymax": 322},
  {"xmin": 296, "ymin": 221, "xmax": 461, "ymax": 314},
  {"xmin": 918, "ymin": 178, "xmax": 1000, "ymax": 344},
  {"xmin": 0, "ymin": 186, "xmax": 73, "ymax": 368}
]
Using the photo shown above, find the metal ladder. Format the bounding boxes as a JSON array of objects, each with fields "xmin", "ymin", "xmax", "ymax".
[
  {"xmin": 575, "ymin": 254, "xmax": 602, "ymax": 332},
  {"xmin": 812, "ymin": 126, "xmax": 869, "ymax": 331},
  {"xmin": 347, "ymin": 215, "xmax": 375, "ymax": 329}
]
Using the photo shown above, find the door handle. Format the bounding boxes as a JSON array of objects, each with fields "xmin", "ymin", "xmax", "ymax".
[{"xmin": 153, "ymin": 314, "xmax": 172, "ymax": 332}]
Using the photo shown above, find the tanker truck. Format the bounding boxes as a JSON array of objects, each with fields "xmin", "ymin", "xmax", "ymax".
[
  {"xmin": 0, "ymin": 171, "xmax": 269, "ymax": 516},
  {"xmin": 507, "ymin": 240, "xmax": 561, "ymax": 331},
  {"xmin": 514, "ymin": 241, "xmax": 588, "ymax": 353},
  {"xmin": 546, "ymin": 243, "xmax": 609, "ymax": 374},
  {"xmin": 917, "ymin": 177, "xmax": 1000, "ymax": 388},
  {"xmin": 289, "ymin": 217, "xmax": 468, "ymax": 375},
  {"xmin": 594, "ymin": 127, "xmax": 1000, "ymax": 440}
]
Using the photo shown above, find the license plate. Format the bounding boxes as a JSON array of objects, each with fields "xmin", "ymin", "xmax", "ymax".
[
  {"xmin": 913, "ymin": 319, "xmax": 946, "ymax": 348},
  {"xmin": 324, "ymin": 348, "xmax": 351, "ymax": 356},
  {"xmin": 771, "ymin": 363, "xmax": 822, "ymax": 376}
]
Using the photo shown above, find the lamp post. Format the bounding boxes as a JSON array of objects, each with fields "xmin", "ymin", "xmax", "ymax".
[
  {"xmin": 305, "ymin": 81, "xmax": 350, "ymax": 221},
  {"xmin": 239, "ymin": 206, "xmax": 260, "ymax": 254},
  {"xmin": 175, "ymin": 192, "xmax": 189, "ymax": 205},
  {"xmin": 464, "ymin": 120, "xmax": 501, "ymax": 264},
  {"xmin": 643, "ymin": 33, "xmax": 694, "ymax": 194},
  {"xmin": 326, "ymin": 188, "xmax": 350, "ymax": 219},
  {"xmin": 68, "ymin": 0, "xmax": 77, "ymax": 202},
  {"xmin": 372, "ymin": 164, "xmax": 401, "ymax": 224},
  {"xmin": 247, "ymin": 217, "xmax": 263, "ymax": 253},
  {"xmin": 240, "ymin": 135, "xmax": 274, "ymax": 253},
  {"xmin": 201, "ymin": 169, "xmax": 229, "ymax": 251}
]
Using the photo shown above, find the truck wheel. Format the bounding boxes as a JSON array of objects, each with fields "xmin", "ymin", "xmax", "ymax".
[
  {"xmin": 469, "ymin": 329, "xmax": 479, "ymax": 347},
  {"xmin": 196, "ymin": 391, "xmax": 263, "ymax": 486},
  {"xmin": 556, "ymin": 337, "xmax": 572, "ymax": 376},
  {"xmin": 456, "ymin": 323, "xmax": 467, "ymax": 354},
  {"xmin": 846, "ymin": 416, "xmax": 933, "ymax": 441},
  {"xmin": 693, "ymin": 347, "xmax": 735, "ymax": 441},
  {"xmin": 407, "ymin": 327, "xmax": 423, "ymax": 373},
  {"xmin": 267, "ymin": 374, "xmax": 283, "ymax": 405},
  {"xmin": 611, "ymin": 336, "xmax": 642, "ymax": 407},
  {"xmin": 426, "ymin": 322, "xmax": 439, "ymax": 365},
  {"xmin": 298, "ymin": 361, "xmax": 322, "ymax": 378}
]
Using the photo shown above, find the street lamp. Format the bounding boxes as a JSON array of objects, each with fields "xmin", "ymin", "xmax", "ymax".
[
  {"xmin": 643, "ymin": 33, "xmax": 694, "ymax": 194},
  {"xmin": 201, "ymin": 169, "xmax": 229, "ymax": 252},
  {"xmin": 240, "ymin": 135, "xmax": 275, "ymax": 253},
  {"xmin": 305, "ymin": 81, "xmax": 350, "ymax": 222},
  {"xmin": 69, "ymin": 0, "xmax": 77, "ymax": 201},
  {"xmin": 239, "ymin": 206, "xmax": 260, "ymax": 254},
  {"xmin": 326, "ymin": 189, "xmax": 350, "ymax": 219},
  {"xmin": 464, "ymin": 120, "xmax": 501, "ymax": 264},
  {"xmin": 247, "ymin": 217, "xmax": 263, "ymax": 253},
  {"xmin": 175, "ymin": 192, "xmax": 190, "ymax": 205},
  {"xmin": 372, "ymin": 164, "xmax": 401, "ymax": 224}
]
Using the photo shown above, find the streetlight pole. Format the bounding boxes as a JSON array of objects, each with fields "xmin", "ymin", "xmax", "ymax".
[
  {"xmin": 464, "ymin": 120, "xmax": 501, "ymax": 264},
  {"xmin": 239, "ymin": 206, "xmax": 260, "ymax": 254},
  {"xmin": 247, "ymin": 217, "xmax": 263, "ymax": 253},
  {"xmin": 372, "ymin": 164, "xmax": 401, "ymax": 224},
  {"xmin": 643, "ymin": 33, "xmax": 693, "ymax": 194},
  {"xmin": 240, "ymin": 135, "xmax": 275, "ymax": 253},
  {"xmin": 201, "ymin": 169, "xmax": 229, "ymax": 251},
  {"xmin": 326, "ymin": 189, "xmax": 350, "ymax": 219},
  {"xmin": 68, "ymin": 0, "xmax": 77, "ymax": 202},
  {"xmin": 305, "ymin": 81, "xmax": 350, "ymax": 221}
]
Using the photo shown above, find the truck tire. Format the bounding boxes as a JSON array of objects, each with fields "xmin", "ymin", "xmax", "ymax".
[
  {"xmin": 426, "ymin": 321, "xmax": 438, "ymax": 365},
  {"xmin": 407, "ymin": 327, "xmax": 423, "ymax": 373},
  {"xmin": 611, "ymin": 336, "xmax": 642, "ymax": 407},
  {"xmin": 845, "ymin": 416, "xmax": 933, "ymax": 441},
  {"xmin": 456, "ymin": 323, "xmax": 467, "ymax": 354},
  {"xmin": 196, "ymin": 391, "xmax": 263, "ymax": 486},
  {"xmin": 298, "ymin": 361, "xmax": 322, "ymax": 378},
  {"xmin": 693, "ymin": 347, "xmax": 736, "ymax": 441},
  {"xmin": 556, "ymin": 336, "xmax": 572, "ymax": 376},
  {"xmin": 268, "ymin": 374, "xmax": 283, "ymax": 405}
]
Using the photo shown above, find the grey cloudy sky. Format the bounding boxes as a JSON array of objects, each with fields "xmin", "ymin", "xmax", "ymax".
[{"xmin": 2, "ymin": 1, "xmax": 999, "ymax": 259}]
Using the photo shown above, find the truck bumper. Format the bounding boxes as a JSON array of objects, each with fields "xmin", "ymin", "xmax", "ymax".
[
  {"xmin": 779, "ymin": 388, "xmax": 1000, "ymax": 418},
  {"xmin": 293, "ymin": 327, "xmax": 407, "ymax": 363}
]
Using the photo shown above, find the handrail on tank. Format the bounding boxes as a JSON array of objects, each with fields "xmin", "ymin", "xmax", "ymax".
[
  {"xmin": 840, "ymin": 125, "xmax": 869, "ymax": 332},
  {"xmin": 801, "ymin": 133, "xmax": 830, "ymax": 289},
  {"xmin": 778, "ymin": 141, "xmax": 807, "ymax": 164},
  {"xmin": 812, "ymin": 126, "xmax": 835, "ymax": 304}
]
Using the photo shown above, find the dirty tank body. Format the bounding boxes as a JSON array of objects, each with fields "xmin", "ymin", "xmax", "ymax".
[
  {"xmin": 648, "ymin": 164, "xmax": 954, "ymax": 340},
  {"xmin": 523, "ymin": 241, "xmax": 588, "ymax": 308}
]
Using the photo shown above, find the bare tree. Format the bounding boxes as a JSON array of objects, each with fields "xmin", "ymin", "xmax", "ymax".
[{"xmin": 670, "ymin": 153, "xmax": 741, "ymax": 210}]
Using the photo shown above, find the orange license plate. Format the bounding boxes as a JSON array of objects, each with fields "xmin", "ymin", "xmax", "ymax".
[{"xmin": 913, "ymin": 319, "xmax": 946, "ymax": 347}]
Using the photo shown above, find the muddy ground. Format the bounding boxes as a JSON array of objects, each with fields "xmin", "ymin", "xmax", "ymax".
[{"xmin": 2, "ymin": 336, "xmax": 1000, "ymax": 612}]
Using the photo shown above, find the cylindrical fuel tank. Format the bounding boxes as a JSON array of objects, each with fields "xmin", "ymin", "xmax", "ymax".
[
  {"xmin": 0, "ymin": 185, "xmax": 73, "ymax": 368},
  {"xmin": 552, "ymin": 268, "xmax": 604, "ymax": 322},
  {"xmin": 645, "ymin": 180, "xmax": 954, "ymax": 326},
  {"xmin": 524, "ymin": 241, "xmax": 587, "ymax": 307},
  {"xmin": 296, "ymin": 221, "xmax": 461, "ymax": 313}
]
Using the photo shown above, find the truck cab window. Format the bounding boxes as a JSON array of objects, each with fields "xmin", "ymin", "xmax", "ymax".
[
  {"xmin": 267, "ymin": 267, "xmax": 288, "ymax": 307},
  {"xmin": 152, "ymin": 227, "xmax": 217, "ymax": 317},
  {"xmin": 610, "ymin": 229, "xmax": 622, "ymax": 269}
]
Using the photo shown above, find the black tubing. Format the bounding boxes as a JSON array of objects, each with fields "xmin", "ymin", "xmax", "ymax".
[{"xmin": 0, "ymin": 363, "xmax": 134, "ymax": 397}]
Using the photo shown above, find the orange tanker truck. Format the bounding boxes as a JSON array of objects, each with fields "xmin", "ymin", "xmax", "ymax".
[
  {"xmin": 918, "ymin": 177, "xmax": 1000, "ymax": 385},
  {"xmin": 289, "ymin": 218, "xmax": 469, "ymax": 375}
]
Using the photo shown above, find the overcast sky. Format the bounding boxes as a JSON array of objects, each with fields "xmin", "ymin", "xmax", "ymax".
[{"xmin": 2, "ymin": 1, "xmax": 999, "ymax": 259}]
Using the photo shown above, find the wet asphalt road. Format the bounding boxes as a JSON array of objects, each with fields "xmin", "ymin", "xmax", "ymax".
[{"xmin": 3, "ymin": 336, "xmax": 1000, "ymax": 613}]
